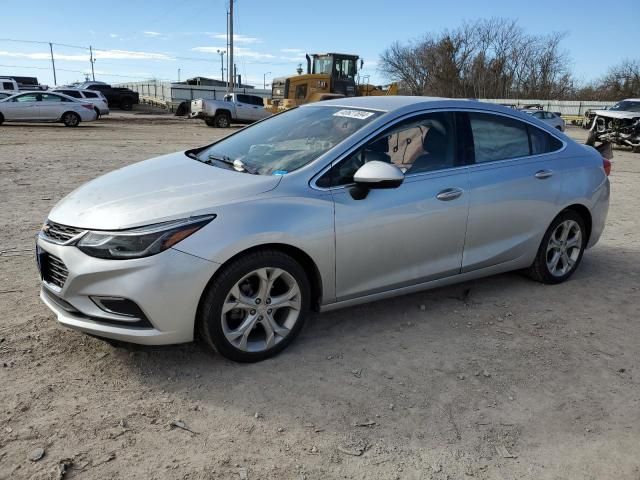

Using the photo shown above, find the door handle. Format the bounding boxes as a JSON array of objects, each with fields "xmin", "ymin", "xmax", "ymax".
[
  {"xmin": 535, "ymin": 169, "xmax": 553, "ymax": 179},
  {"xmin": 436, "ymin": 187, "xmax": 464, "ymax": 201}
]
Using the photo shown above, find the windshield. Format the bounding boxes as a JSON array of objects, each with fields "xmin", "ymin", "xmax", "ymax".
[
  {"xmin": 196, "ymin": 106, "xmax": 382, "ymax": 175},
  {"xmin": 610, "ymin": 101, "xmax": 640, "ymax": 112},
  {"xmin": 313, "ymin": 55, "xmax": 333, "ymax": 75}
]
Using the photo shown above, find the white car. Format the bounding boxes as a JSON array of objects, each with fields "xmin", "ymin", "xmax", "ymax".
[
  {"xmin": 0, "ymin": 91, "xmax": 97, "ymax": 127},
  {"xmin": 522, "ymin": 109, "xmax": 565, "ymax": 131},
  {"xmin": 53, "ymin": 88, "xmax": 109, "ymax": 117},
  {"xmin": 190, "ymin": 93, "xmax": 271, "ymax": 127}
]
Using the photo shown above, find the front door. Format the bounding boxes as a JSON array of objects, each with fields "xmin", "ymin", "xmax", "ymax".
[
  {"xmin": 322, "ymin": 111, "xmax": 470, "ymax": 301},
  {"xmin": 3, "ymin": 92, "xmax": 40, "ymax": 120}
]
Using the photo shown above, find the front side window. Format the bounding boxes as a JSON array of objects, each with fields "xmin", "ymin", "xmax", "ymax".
[
  {"xmin": 469, "ymin": 112, "xmax": 530, "ymax": 162},
  {"xmin": 196, "ymin": 106, "xmax": 382, "ymax": 175},
  {"xmin": 317, "ymin": 112, "xmax": 457, "ymax": 187},
  {"xmin": 14, "ymin": 93, "xmax": 39, "ymax": 102},
  {"xmin": 236, "ymin": 94, "xmax": 250, "ymax": 104}
]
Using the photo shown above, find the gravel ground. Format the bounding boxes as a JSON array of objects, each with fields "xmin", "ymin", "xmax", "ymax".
[{"xmin": 0, "ymin": 112, "xmax": 639, "ymax": 480}]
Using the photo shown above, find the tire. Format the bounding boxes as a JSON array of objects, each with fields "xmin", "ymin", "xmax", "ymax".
[
  {"xmin": 204, "ymin": 117, "xmax": 217, "ymax": 127},
  {"xmin": 586, "ymin": 130, "xmax": 597, "ymax": 146},
  {"xmin": 0, "ymin": 113, "xmax": 4, "ymax": 125},
  {"xmin": 62, "ymin": 112, "xmax": 81, "ymax": 127},
  {"xmin": 120, "ymin": 98, "xmax": 133, "ymax": 110},
  {"xmin": 214, "ymin": 112, "xmax": 231, "ymax": 128},
  {"xmin": 633, "ymin": 145, "xmax": 640, "ymax": 154},
  {"xmin": 93, "ymin": 107, "xmax": 101, "ymax": 119},
  {"xmin": 556, "ymin": 125, "xmax": 563, "ymax": 131},
  {"xmin": 525, "ymin": 210, "xmax": 587, "ymax": 284},
  {"xmin": 198, "ymin": 250, "xmax": 310, "ymax": 362}
]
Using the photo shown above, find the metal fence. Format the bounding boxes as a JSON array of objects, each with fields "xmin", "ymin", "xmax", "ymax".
[
  {"xmin": 116, "ymin": 81, "xmax": 617, "ymax": 117},
  {"xmin": 479, "ymin": 98, "xmax": 617, "ymax": 116},
  {"xmin": 116, "ymin": 80, "xmax": 271, "ymax": 105}
]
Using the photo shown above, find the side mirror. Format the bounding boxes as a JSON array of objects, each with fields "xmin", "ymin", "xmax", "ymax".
[{"xmin": 350, "ymin": 161, "xmax": 404, "ymax": 200}]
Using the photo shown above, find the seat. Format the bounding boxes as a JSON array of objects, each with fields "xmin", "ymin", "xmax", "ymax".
[
  {"xmin": 363, "ymin": 136, "xmax": 391, "ymax": 164},
  {"xmin": 408, "ymin": 127, "xmax": 450, "ymax": 174}
]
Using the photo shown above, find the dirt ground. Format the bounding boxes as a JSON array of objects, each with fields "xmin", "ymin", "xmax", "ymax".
[{"xmin": 1, "ymin": 110, "xmax": 639, "ymax": 480}]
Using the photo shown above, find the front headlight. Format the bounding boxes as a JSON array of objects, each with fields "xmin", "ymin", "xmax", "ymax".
[{"xmin": 77, "ymin": 215, "xmax": 215, "ymax": 259}]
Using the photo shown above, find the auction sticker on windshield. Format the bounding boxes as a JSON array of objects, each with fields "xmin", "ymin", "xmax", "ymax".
[{"xmin": 333, "ymin": 109, "xmax": 375, "ymax": 120}]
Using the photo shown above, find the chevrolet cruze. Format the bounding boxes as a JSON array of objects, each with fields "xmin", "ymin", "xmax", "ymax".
[{"xmin": 36, "ymin": 97, "xmax": 610, "ymax": 362}]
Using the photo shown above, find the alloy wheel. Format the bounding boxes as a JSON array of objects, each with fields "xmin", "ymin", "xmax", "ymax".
[
  {"xmin": 221, "ymin": 267, "xmax": 302, "ymax": 352},
  {"xmin": 546, "ymin": 219, "xmax": 582, "ymax": 277}
]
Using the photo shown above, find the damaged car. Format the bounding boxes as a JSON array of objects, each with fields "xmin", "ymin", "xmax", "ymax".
[{"xmin": 586, "ymin": 99, "xmax": 640, "ymax": 153}]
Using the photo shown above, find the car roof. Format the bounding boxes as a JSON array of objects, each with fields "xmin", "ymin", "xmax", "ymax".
[{"xmin": 303, "ymin": 95, "xmax": 538, "ymax": 119}]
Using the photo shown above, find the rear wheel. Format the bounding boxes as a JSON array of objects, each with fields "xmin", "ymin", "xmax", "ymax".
[
  {"xmin": 0, "ymin": 113, "xmax": 4, "ymax": 125},
  {"xmin": 120, "ymin": 97, "xmax": 133, "ymax": 110},
  {"xmin": 62, "ymin": 112, "xmax": 80, "ymax": 127},
  {"xmin": 214, "ymin": 112, "xmax": 231, "ymax": 128},
  {"xmin": 586, "ymin": 130, "xmax": 598, "ymax": 146},
  {"xmin": 93, "ymin": 107, "xmax": 101, "ymax": 119},
  {"xmin": 198, "ymin": 250, "xmax": 310, "ymax": 362},
  {"xmin": 526, "ymin": 210, "xmax": 586, "ymax": 284}
]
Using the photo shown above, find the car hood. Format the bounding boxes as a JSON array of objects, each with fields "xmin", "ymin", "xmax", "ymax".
[
  {"xmin": 48, "ymin": 151, "xmax": 281, "ymax": 230},
  {"xmin": 593, "ymin": 110, "xmax": 640, "ymax": 120}
]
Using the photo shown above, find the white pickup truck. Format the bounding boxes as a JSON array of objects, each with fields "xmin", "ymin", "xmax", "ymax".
[{"xmin": 190, "ymin": 93, "xmax": 271, "ymax": 128}]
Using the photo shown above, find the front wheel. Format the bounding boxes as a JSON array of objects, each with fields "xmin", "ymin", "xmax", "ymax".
[
  {"xmin": 526, "ymin": 211, "xmax": 586, "ymax": 284},
  {"xmin": 198, "ymin": 250, "xmax": 310, "ymax": 362},
  {"xmin": 62, "ymin": 112, "xmax": 80, "ymax": 127}
]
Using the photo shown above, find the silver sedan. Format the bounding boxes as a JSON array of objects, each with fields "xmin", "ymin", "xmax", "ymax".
[
  {"xmin": 36, "ymin": 97, "xmax": 610, "ymax": 362},
  {"xmin": 0, "ymin": 91, "xmax": 97, "ymax": 126}
]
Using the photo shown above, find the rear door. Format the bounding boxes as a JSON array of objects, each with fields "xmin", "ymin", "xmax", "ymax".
[
  {"xmin": 234, "ymin": 94, "xmax": 255, "ymax": 121},
  {"xmin": 461, "ymin": 111, "xmax": 565, "ymax": 272},
  {"xmin": 40, "ymin": 93, "xmax": 71, "ymax": 120}
]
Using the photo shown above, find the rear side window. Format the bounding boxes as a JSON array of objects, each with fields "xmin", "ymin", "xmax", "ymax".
[
  {"xmin": 60, "ymin": 90, "xmax": 82, "ymax": 98},
  {"xmin": 529, "ymin": 125, "xmax": 563, "ymax": 154},
  {"xmin": 469, "ymin": 112, "xmax": 530, "ymax": 162},
  {"xmin": 236, "ymin": 94, "xmax": 250, "ymax": 104},
  {"xmin": 83, "ymin": 91, "xmax": 98, "ymax": 98},
  {"xmin": 250, "ymin": 95, "xmax": 264, "ymax": 106}
]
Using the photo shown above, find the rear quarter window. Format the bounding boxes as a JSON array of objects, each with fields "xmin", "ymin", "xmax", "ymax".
[
  {"xmin": 83, "ymin": 91, "xmax": 98, "ymax": 98},
  {"xmin": 529, "ymin": 125, "xmax": 563, "ymax": 155}
]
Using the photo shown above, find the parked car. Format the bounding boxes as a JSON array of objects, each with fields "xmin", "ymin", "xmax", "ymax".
[
  {"xmin": 53, "ymin": 88, "xmax": 109, "ymax": 117},
  {"xmin": 0, "ymin": 90, "xmax": 15, "ymax": 99},
  {"xmin": 523, "ymin": 109, "xmax": 565, "ymax": 131},
  {"xmin": 190, "ymin": 93, "xmax": 271, "ymax": 127},
  {"xmin": 0, "ymin": 78, "xmax": 19, "ymax": 93},
  {"xmin": 586, "ymin": 99, "xmax": 640, "ymax": 153},
  {"xmin": 0, "ymin": 91, "xmax": 97, "ymax": 126},
  {"xmin": 36, "ymin": 97, "xmax": 610, "ymax": 362},
  {"xmin": 77, "ymin": 81, "xmax": 139, "ymax": 110}
]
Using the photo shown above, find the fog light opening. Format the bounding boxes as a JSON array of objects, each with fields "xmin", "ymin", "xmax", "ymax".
[{"xmin": 90, "ymin": 296, "xmax": 146, "ymax": 319}]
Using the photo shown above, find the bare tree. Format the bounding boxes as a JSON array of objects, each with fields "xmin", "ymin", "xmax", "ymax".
[{"xmin": 379, "ymin": 18, "xmax": 574, "ymax": 99}]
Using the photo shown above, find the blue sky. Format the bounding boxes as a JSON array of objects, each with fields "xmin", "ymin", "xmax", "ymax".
[{"xmin": 1, "ymin": 0, "xmax": 638, "ymax": 88}]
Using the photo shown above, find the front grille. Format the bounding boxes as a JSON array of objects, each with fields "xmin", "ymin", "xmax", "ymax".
[
  {"xmin": 42, "ymin": 220, "xmax": 84, "ymax": 244},
  {"xmin": 42, "ymin": 252, "xmax": 69, "ymax": 289}
]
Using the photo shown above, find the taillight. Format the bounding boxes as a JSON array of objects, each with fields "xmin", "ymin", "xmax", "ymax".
[
  {"xmin": 81, "ymin": 103, "xmax": 94, "ymax": 110},
  {"xmin": 602, "ymin": 158, "xmax": 611, "ymax": 176}
]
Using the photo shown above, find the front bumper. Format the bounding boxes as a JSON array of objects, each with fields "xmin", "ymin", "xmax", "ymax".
[{"xmin": 36, "ymin": 237, "xmax": 219, "ymax": 345}]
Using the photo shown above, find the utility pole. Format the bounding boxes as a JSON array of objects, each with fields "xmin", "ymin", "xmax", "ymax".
[
  {"xmin": 263, "ymin": 71, "xmax": 271, "ymax": 89},
  {"xmin": 228, "ymin": 0, "xmax": 234, "ymax": 93},
  {"xmin": 89, "ymin": 46, "xmax": 96, "ymax": 81},
  {"xmin": 217, "ymin": 49, "xmax": 226, "ymax": 83},
  {"xmin": 49, "ymin": 43, "xmax": 57, "ymax": 86}
]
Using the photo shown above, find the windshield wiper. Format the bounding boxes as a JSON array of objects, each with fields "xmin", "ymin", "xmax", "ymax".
[{"xmin": 208, "ymin": 154, "xmax": 258, "ymax": 174}]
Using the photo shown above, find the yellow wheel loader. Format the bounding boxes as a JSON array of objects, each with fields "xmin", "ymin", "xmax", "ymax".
[{"xmin": 265, "ymin": 53, "xmax": 397, "ymax": 113}]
